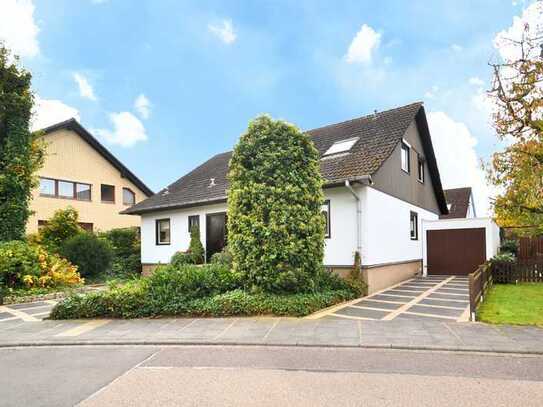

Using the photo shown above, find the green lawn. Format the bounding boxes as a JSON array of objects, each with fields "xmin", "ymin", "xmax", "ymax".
[{"xmin": 478, "ymin": 283, "xmax": 543, "ymax": 326}]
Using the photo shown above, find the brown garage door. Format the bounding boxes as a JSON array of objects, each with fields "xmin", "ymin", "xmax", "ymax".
[{"xmin": 427, "ymin": 228, "xmax": 486, "ymax": 275}]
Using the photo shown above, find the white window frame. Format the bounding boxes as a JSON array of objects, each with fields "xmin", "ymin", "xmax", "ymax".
[
  {"xmin": 323, "ymin": 137, "xmax": 359, "ymax": 156},
  {"xmin": 322, "ymin": 200, "xmax": 331, "ymax": 239},
  {"xmin": 156, "ymin": 218, "xmax": 171, "ymax": 245},
  {"xmin": 417, "ymin": 154, "xmax": 424, "ymax": 183},
  {"xmin": 410, "ymin": 211, "xmax": 418, "ymax": 240},
  {"xmin": 401, "ymin": 141, "xmax": 410, "ymax": 173}
]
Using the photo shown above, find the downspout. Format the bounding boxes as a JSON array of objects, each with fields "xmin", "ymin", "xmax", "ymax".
[{"xmin": 345, "ymin": 176, "xmax": 372, "ymax": 258}]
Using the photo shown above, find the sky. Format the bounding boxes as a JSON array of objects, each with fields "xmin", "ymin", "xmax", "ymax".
[{"xmin": 1, "ymin": 0, "xmax": 542, "ymax": 216}]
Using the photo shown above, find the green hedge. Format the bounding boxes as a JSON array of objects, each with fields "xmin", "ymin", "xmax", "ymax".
[{"xmin": 50, "ymin": 264, "xmax": 360, "ymax": 319}]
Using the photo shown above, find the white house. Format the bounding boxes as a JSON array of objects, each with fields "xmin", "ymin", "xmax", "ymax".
[{"xmin": 123, "ymin": 102, "xmax": 449, "ymax": 294}]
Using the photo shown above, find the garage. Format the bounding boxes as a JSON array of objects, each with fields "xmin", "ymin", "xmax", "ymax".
[{"xmin": 422, "ymin": 218, "xmax": 500, "ymax": 277}]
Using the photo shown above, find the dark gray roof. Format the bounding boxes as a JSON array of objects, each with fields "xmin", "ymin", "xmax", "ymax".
[
  {"xmin": 440, "ymin": 187, "xmax": 472, "ymax": 219},
  {"xmin": 38, "ymin": 119, "xmax": 154, "ymax": 197},
  {"xmin": 124, "ymin": 101, "xmax": 447, "ymax": 214}
]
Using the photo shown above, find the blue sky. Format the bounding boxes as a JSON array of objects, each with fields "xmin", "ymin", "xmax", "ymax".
[{"xmin": 1, "ymin": 0, "xmax": 541, "ymax": 214}]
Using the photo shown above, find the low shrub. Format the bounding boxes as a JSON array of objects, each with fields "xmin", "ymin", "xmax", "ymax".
[
  {"xmin": 170, "ymin": 251, "xmax": 194, "ymax": 267},
  {"xmin": 60, "ymin": 233, "xmax": 113, "ymax": 277},
  {"xmin": 500, "ymin": 239, "xmax": 518, "ymax": 256},
  {"xmin": 146, "ymin": 263, "xmax": 240, "ymax": 302},
  {"xmin": 210, "ymin": 246, "xmax": 233, "ymax": 267},
  {"xmin": 50, "ymin": 262, "xmax": 358, "ymax": 319},
  {"xmin": 100, "ymin": 227, "xmax": 142, "ymax": 277},
  {"xmin": 0, "ymin": 240, "xmax": 82, "ymax": 289},
  {"xmin": 39, "ymin": 207, "xmax": 82, "ymax": 253},
  {"xmin": 490, "ymin": 252, "xmax": 516, "ymax": 264}
]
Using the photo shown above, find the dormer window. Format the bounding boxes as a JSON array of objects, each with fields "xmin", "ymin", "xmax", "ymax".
[{"xmin": 323, "ymin": 137, "xmax": 359, "ymax": 156}]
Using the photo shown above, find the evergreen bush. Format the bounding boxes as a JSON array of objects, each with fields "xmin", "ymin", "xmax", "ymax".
[{"xmin": 227, "ymin": 115, "xmax": 325, "ymax": 293}]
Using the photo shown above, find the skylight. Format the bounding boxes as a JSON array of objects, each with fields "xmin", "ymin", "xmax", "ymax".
[{"xmin": 323, "ymin": 137, "xmax": 359, "ymax": 156}]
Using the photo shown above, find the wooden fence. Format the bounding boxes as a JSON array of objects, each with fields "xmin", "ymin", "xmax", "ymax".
[
  {"xmin": 468, "ymin": 264, "xmax": 493, "ymax": 322},
  {"xmin": 492, "ymin": 260, "xmax": 543, "ymax": 283},
  {"xmin": 518, "ymin": 236, "xmax": 543, "ymax": 260}
]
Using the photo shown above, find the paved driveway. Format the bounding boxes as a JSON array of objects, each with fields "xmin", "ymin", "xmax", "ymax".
[
  {"xmin": 0, "ymin": 300, "xmax": 57, "ymax": 323},
  {"xmin": 315, "ymin": 276, "xmax": 470, "ymax": 322}
]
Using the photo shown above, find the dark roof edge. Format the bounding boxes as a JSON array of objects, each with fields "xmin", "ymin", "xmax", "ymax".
[
  {"xmin": 414, "ymin": 107, "xmax": 448, "ymax": 215},
  {"xmin": 121, "ymin": 176, "xmax": 371, "ymax": 215},
  {"xmin": 37, "ymin": 118, "xmax": 154, "ymax": 197}
]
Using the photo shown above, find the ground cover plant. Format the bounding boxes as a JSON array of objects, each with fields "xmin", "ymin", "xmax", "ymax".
[{"xmin": 50, "ymin": 263, "xmax": 360, "ymax": 319}]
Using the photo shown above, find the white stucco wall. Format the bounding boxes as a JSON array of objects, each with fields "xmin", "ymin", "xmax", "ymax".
[
  {"xmin": 361, "ymin": 187, "xmax": 439, "ymax": 266},
  {"xmin": 421, "ymin": 217, "xmax": 500, "ymax": 276},
  {"xmin": 141, "ymin": 202, "xmax": 228, "ymax": 264},
  {"xmin": 322, "ymin": 187, "xmax": 359, "ymax": 266},
  {"xmin": 140, "ymin": 187, "xmax": 361, "ymax": 266}
]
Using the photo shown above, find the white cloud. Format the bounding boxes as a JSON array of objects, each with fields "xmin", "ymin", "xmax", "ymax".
[
  {"xmin": 468, "ymin": 76, "xmax": 485, "ymax": 87},
  {"xmin": 494, "ymin": 1, "xmax": 543, "ymax": 61},
  {"xmin": 345, "ymin": 24, "xmax": 381, "ymax": 64},
  {"xmin": 427, "ymin": 111, "xmax": 493, "ymax": 216},
  {"xmin": 424, "ymin": 85, "xmax": 439, "ymax": 99},
  {"xmin": 134, "ymin": 94, "xmax": 151, "ymax": 119},
  {"xmin": 94, "ymin": 112, "xmax": 147, "ymax": 147},
  {"xmin": 73, "ymin": 73, "xmax": 97, "ymax": 101},
  {"xmin": 31, "ymin": 96, "xmax": 80, "ymax": 131},
  {"xmin": 0, "ymin": 0, "xmax": 39, "ymax": 57},
  {"xmin": 208, "ymin": 19, "xmax": 237, "ymax": 44},
  {"xmin": 451, "ymin": 44, "xmax": 463, "ymax": 52}
]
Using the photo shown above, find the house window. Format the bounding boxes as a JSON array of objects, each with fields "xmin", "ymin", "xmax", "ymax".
[
  {"xmin": 76, "ymin": 183, "xmax": 91, "ymax": 201},
  {"xmin": 188, "ymin": 215, "xmax": 200, "ymax": 233},
  {"xmin": 39, "ymin": 177, "xmax": 91, "ymax": 201},
  {"xmin": 156, "ymin": 219, "xmax": 171, "ymax": 245},
  {"xmin": 410, "ymin": 211, "xmax": 418, "ymax": 240},
  {"xmin": 417, "ymin": 154, "xmax": 424, "ymax": 183},
  {"xmin": 401, "ymin": 142, "xmax": 410, "ymax": 173},
  {"xmin": 122, "ymin": 188, "xmax": 136, "ymax": 206},
  {"xmin": 322, "ymin": 200, "xmax": 331, "ymax": 239},
  {"xmin": 101, "ymin": 184, "xmax": 115, "ymax": 203},
  {"xmin": 39, "ymin": 178, "xmax": 55, "ymax": 196}
]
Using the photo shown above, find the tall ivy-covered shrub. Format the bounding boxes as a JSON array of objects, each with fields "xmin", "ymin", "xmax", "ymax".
[
  {"xmin": 227, "ymin": 115, "xmax": 325, "ymax": 293},
  {"xmin": 0, "ymin": 45, "xmax": 44, "ymax": 241}
]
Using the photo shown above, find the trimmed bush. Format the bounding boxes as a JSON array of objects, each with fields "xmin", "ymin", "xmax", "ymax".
[
  {"xmin": 210, "ymin": 246, "xmax": 233, "ymax": 267},
  {"xmin": 227, "ymin": 115, "xmax": 326, "ymax": 293},
  {"xmin": 60, "ymin": 233, "xmax": 113, "ymax": 277},
  {"xmin": 170, "ymin": 251, "xmax": 194, "ymax": 268},
  {"xmin": 188, "ymin": 225, "xmax": 205, "ymax": 264},
  {"xmin": 100, "ymin": 228, "xmax": 141, "ymax": 276},
  {"xmin": 500, "ymin": 239, "xmax": 518, "ymax": 256},
  {"xmin": 39, "ymin": 207, "xmax": 82, "ymax": 252}
]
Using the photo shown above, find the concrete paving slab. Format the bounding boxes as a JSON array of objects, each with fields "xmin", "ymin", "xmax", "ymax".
[
  {"xmin": 334, "ymin": 307, "xmax": 389, "ymax": 319},
  {"xmin": 407, "ymin": 305, "xmax": 464, "ymax": 318},
  {"xmin": 428, "ymin": 292, "xmax": 469, "ymax": 300},
  {"xmin": 418, "ymin": 298, "xmax": 468, "ymax": 308},
  {"xmin": 6, "ymin": 301, "xmax": 51, "ymax": 310},
  {"xmin": 0, "ymin": 312, "xmax": 13, "ymax": 320},
  {"xmin": 370, "ymin": 294, "xmax": 411, "ymax": 302},
  {"xmin": 353, "ymin": 300, "xmax": 403, "ymax": 310}
]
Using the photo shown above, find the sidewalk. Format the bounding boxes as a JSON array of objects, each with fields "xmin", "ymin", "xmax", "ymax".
[{"xmin": 1, "ymin": 317, "xmax": 542, "ymax": 354}]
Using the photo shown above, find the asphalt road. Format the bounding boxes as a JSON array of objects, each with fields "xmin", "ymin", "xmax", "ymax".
[{"xmin": 1, "ymin": 345, "xmax": 543, "ymax": 406}]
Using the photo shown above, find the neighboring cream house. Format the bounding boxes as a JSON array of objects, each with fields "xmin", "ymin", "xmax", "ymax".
[{"xmin": 27, "ymin": 119, "xmax": 153, "ymax": 234}]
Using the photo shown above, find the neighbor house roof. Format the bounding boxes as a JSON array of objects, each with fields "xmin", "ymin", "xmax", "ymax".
[
  {"xmin": 440, "ymin": 187, "xmax": 472, "ymax": 219},
  {"xmin": 123, "ymin": 101, "xmax": 447, "ymax": 215},
  {"xmin": 38, "ymin": 118, "xmax": 154, "ymax": 197}
]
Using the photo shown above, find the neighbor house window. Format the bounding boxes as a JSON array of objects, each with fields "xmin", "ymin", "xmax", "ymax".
[
  {"xmin": 410, "ymin": 211, "xmax": 418, "ymax": 240},
  {"xmin": 76, "ymin": 183, "xmax": 91, "ymax": 201},
  {"xmin": 417, "ymin": 154, "xmax": 424, "ymax": 183},
  {"xmin": 101, "ymin": 184, "xmax": 115, "ymax": 203},
  {"xmin": 39, "ymin": 177, "xmax": 91, "ymax": 201},
  {"xmin": 122, "ymin": 188, "xmax": 136, "ymax": 206},
  {"xmin": 156, "ymin": 219, "xmax": 171, "ymax": 245},
  {"xmin": 39, "ymin": 178, "xmax": 55, "ymax": 196},
  {"xmin": 188, "ymin": 215, "xmax": 200, "ymax": 233},
  {"xmin": 322, "ymin": 200, "xmax": 331, "ymax": 239},
  {"xmin": 401, "ymin": 142, "xmax": 410, "ymax": 173},
  {"xmin": 79, "ymin": 222, "xmax": 94, "ymax": 232}
]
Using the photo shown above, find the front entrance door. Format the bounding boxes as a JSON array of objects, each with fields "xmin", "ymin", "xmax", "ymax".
[{"xmin": 206, "ymin": 212, "xmax": 227, "ymax": 262}]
